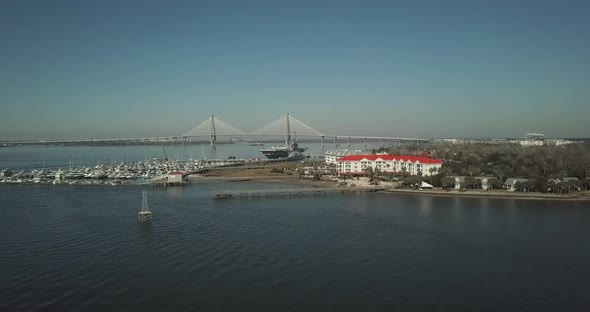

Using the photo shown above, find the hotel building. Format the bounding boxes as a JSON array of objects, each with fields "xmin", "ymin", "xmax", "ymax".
[{"xmin": 336, "ymin": 154, "xmax": 442, "ymax": 176}]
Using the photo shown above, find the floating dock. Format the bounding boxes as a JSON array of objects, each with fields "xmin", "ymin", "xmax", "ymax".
[{"xmin": 212, "ymin": 187, "xmax": 385, "ymax": 199}]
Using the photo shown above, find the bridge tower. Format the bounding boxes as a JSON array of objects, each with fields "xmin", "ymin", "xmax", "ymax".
[
  {"xmin": 210, "ymin": 115, "xmax": 217, "ymax": 146},
  {"xmin": 285, "ymin": 113, "xmax": 291, "ymax": 146}
]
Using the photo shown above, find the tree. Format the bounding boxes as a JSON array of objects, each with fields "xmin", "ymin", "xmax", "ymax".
[
  {"xmin": 493, "ymin": 166, "xmax": 505, "ymax": 182},
  {"xmin": 402, "ymin": 176, "xmax": 421, "ymax": 189},
  {"xmin": 488, "ymin": 178, "xmax": 503, "ymax": 190},
  {"xmin": 460, "ymin": 167, "xmax": 469, "ymax": 176},
  {"xmin": 514, "ymin": 181, "xmax": 523, "ymax": 192},
  {"xmin": 438, "ymin": 166, "xmax": 452, "ymax": 176},
  {"xmin": 533, "ymin": 176, "xmax": 548, "ymax": 193},
  {"xmin": 548, "ymin": 180, "xmax": 557, "ymax": 193},
  {"xmin": 363, "ymin": 166, "xmax": 377, "ymax": 182},
  {"xmin": 312, "ymin": 171, "xmax": 321, "ymax": 181},
  {"xmin": 474, "ymin": 178, "xmax": 483, "ymax": 189},
  {"xmin": 527, "ymin": 179, "xmax": 537, "ymax": 192},
  {"xmin": 327, "ymin": 163, "xmax": 337, "ymax": 175},
  {"xmin": 464, "ymin": 176, "xmax": 477, "ymax": 190},
  {"xmin": 427, "ymin": 174, "xmax": 442, "ymax": 187},
  {"xmin": 441, "ymin": 177, "xmax": 455, "ymax": 191},
  {"xmin": 401, "ymin": 166, "xmax": 407, "ymax": 176},
  {"xmin": 468, "ymin": 165, "xmax": 481, "ymax": 177},
  {"xmin": 429, "ymin": 167, "xmax": 439, "ymax": 176},
  {"xmin": 570, "ymin": 180, "xmax": 582, "ymax": 192}
]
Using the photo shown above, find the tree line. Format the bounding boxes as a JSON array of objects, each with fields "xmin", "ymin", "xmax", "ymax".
[{"xmin": 382, "ymin": 142, "xmax": 590, "ymax": 193}]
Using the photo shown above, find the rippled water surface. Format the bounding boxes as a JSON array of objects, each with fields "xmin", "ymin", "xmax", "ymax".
[{"xmin": 1, "ymin": 184, "xmax": 590, "ymax": 311}]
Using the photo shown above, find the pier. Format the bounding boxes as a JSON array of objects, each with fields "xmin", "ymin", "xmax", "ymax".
[
  {"xmin": 151, "ymin": 179, "xmax": 189, "ymax": 187},
  {"xmin": 212, "ymin": 187, "xmax": 385, "ymax": 199}
]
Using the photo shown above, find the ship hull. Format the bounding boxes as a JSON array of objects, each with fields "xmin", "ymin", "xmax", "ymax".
[
  {"xmin": 260, "ymin": 142, "xmax": 308, "ymax": 160},
  {"xmin": 260, "ymin": 149, "xmax": 290, "ymax": 159}
]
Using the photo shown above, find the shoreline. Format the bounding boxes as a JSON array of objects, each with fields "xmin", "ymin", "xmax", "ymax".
[
  {"xmin": 381, "ymin": 188, "xmax": 590, "ymax": 201},
  {"xmin": 5, "ymin": 170, "xmax": 586, "ymax": 202},
  {"xmin": 190, "ymin": 174, "xmax": 590, "ymax": 201}
]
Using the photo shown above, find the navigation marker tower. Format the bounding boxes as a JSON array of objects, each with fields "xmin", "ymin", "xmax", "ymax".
[{"xmin": 138, "ymin": 190, "xmax": 152, "ymax": 223}]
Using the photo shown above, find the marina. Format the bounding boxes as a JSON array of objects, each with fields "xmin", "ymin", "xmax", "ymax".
[{"xmin": 0, "ymin": 158, "xmax": 253, "ymax": 186}]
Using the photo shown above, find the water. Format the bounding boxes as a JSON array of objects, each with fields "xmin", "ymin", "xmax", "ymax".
[
  {"xmin": 1, "ymin": 183, "xmax": 590, "ymax": 311},
  {"xmin": 2, "ymin": 147, "xmax": 590, "ymax": 311}
]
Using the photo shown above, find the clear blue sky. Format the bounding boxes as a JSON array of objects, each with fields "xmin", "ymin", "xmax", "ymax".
[{"xmin": 1, "ymin": 0, "xmax": 588, "ymax": 140}]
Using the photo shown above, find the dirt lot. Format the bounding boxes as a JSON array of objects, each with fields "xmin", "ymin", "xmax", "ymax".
[{"xmin": 187, "ymin": 163, "xmax": 337, "ymax": 188}]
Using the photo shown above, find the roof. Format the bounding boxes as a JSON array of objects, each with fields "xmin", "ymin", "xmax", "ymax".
[
  {"xmin": 420, "ymin": 181, "xmax": 433, "ymax": 188},
  {"xmin": 337, "ymin": 154, "xmax": 442, "ymax": 164},
  {"xmin": 168, "ymin": 171, "xmax": 184, "ymax": 175},
  {"xmin": 503, "ymin": 178, "xmax": 529, "ymax": 184}
]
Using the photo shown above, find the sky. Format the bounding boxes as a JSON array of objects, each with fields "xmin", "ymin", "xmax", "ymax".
[{"xmin": 1, "ymin": 0, "xmax": 589, "ymax": 140}]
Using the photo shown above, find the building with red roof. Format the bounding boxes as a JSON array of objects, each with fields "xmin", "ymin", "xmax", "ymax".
[{"xmin": 336, "ymin": 153, "xmax": 442, "ymax": 176}]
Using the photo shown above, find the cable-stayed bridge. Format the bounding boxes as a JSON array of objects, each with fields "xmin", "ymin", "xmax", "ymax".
[
  {"xmin": 181, "ymin": 113, "xmax": 427, "ymax": 146},
  {"xmin": 182, "ymin": 114, "xmax": 327, "ymax": 146},
  {"xmin": 1, "ymin": 113, "xmax": 428, "ymax": 147}
]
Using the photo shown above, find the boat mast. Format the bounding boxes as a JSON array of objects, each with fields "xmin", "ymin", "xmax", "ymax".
[{"xmin": 285, "ymin": 113, "xmax": 291, "ymax": 146}]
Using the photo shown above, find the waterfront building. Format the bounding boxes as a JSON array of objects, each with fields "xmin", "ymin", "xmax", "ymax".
[
  {"xmin": 166, "ymin": 171, "xmax": 184, "ymax": 184},
  {"xmin": 336, "ymin": 153, "xmax": 442, "ymax": 176},
  {"xmin": 324, "ymin": 149, "xmax": 363, "ymax": 165},
  {"xmin": 449, "ymin": 176, "xmax": 493, "ymax": 190},
  {"xmin": 503, "ymin": 178, "xmax": 529, "ymax": 191},
  {"xmin": 449, "ymin": 176, "xmax": 467, "ymax": 189}
]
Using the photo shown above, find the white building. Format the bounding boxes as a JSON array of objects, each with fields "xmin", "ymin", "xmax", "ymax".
[
  {"xmin": 503, "ymin": 178, "xmax": 529, "ymax": 191},
  {"xmin": 324, "ymin": 149, "xmax": 362, "ymax": 165},
  {"xmin": 167, "ymin": 171, "xmax": 184, "ymax": 183},
  {"xmin": 517, "ymin": 139, "xmax": 544, "ymax": 146},
  {"xmin": 449, "ymin": 176, "xmax": 493, "ymax": 190},
  {"xmin": 336, "ymin": 154, "xmax": 442, "ymax": 176}
]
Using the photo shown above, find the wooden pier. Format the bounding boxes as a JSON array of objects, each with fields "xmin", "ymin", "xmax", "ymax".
[
  {"xmin": 212, "ymin": 187, "xmax": 385, "ymax": 199},
  {"xmin": 151, "ymin": 179, "xmax": 189, "ymax": 187}
]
